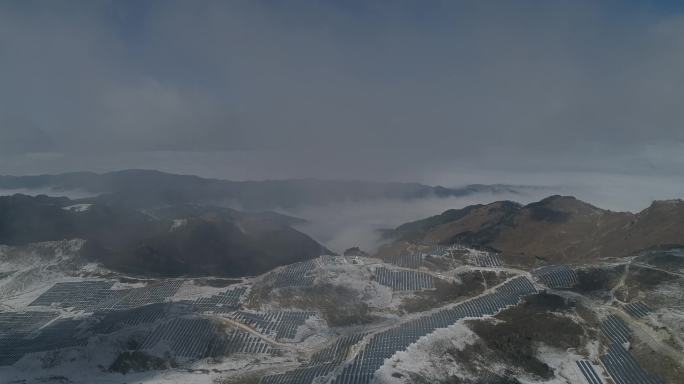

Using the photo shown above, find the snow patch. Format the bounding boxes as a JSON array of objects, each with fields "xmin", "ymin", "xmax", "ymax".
[
  {"xmin": 376, "ymin": 322, "xmax": 479, "ymax": 383},
  {"xmin": 62, "ymin": 203, "xmax": 93, "ymax": 212},
  {"xmin": 169, "ymin": 218, "xmax": 188, "ymax": 231}
]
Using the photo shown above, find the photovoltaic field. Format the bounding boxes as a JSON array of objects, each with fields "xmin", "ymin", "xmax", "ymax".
[
  {"xmin": 532, "ymin": 265, "xmax": 578, "ymax": 289},
  {"xmin": 93, "ymin": 303, "xmax": 175, "ymax": 333},
  {"xmin": 598, "ymin": 315, "xmax": 665, "ymax": 384},
  {"xmin": 28, "ymin": 281, "xmax": 115, "ymax": 309},
  {"xmin": 142, "ymin": 317, "xmax": 225, "ymax": 359},
  {"xmin": 623, "ymin": 302, "xmax": 651, "ymax": 318},
  {"xmin": 374, "ymin": 267, "xmax": 434, "ymax": 291},
  {"xmin": 576, "ymin": 360, "xmax": 604, "ymax": 384},
  {"xmin": 260, "ymin": 333, "xmax": 368, "ymax": 384},
  {"xmin": 0, "ymin": 316, "xmax": 88, "ymax": 366},
  {"xmin": 267, "ymin": 260, "xmax": 318, "ymax": 289},
  {"xmin": 29, "ymin": 280, "xmax": 183, "ymax": 312},
  {"xmin": 258, "ymin": 277, "xmax": 537, "ymax": 383},
  {"xmin": 600, "ymin": 343, "xmax": 665, "ymax": 384},
  {"xmin": 229, "ymin": 311, "xmax": 317, "ymax": 340},
  {"xmin": 210, "ymin": 329, "xmax": 276, "ymax": 355},
  {"xmin": 600, "ymin": 315, "xmax": 631, "ymax": 345},
  {"xmin": 383, "ymin": 253, "xmax": 422, "ymax": 269},
  {"xmin": 331, "ymin": 277, "xmax": 537, "ymax": 384},
  {"xmin": 191, "ymin": 286, "xmax": 248, "ymax": 313},
  {"xmin": 469, "ymin": 253, "xmax": 503, "ymax": 268}
]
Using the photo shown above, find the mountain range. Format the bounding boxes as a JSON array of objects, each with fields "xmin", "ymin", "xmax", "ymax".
[
  {"xmin": 385, "ymin": 195, "xmax": 684, "ymax": 265},
  {"xmin": 0, "ymin": 169, "xmax": 529, "ymax": 210}
]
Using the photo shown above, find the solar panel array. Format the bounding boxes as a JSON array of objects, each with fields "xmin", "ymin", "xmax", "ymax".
[
  {"xmin": 0, "ymin": 311, "xmax": 60, "ymax": 366},
  {"xmin": 600, "ymin": 315, "xmax": 631, "ymax": 344},
  {"xmin": 426, "ymin": 245, "xmax": 449, "ymax": 256},
  {"xmin": 28, "ymin": 281, "xmax": 116, "ymax": 310},
  {"xmin": 0, "ymin": 317, "xmax": 87, "ymax": 366},
  {"xmin": 0, "ymin": 311, "xmax": 58, "ymax": 335},
  {"xmin": 331, "ymin": 277, "xmax": 537, "ymax": 384},
  {"xmin": 268, "ymin": 260, "xmax": 318, "ymax": 289},
  {"xmin": 600, "ymin": 343, "xmax": 665, "ymax": 384},
  {"xmin": 384, "ymin": 253, "xmax": 422, "ymax": 269},
  {"xmin": 108, "ymin": 280, "xmax": 184, "ymax": 310},
  {"xmin": 191, "ymin": 286, "xmax": 248, "ymax": 313},
  {"xmin": 141, "ymin": 317, "xmax": 219, "ymax": 359},
  {"xmin": 93, "ymin": 303, "xmax": 173, "ymax": 333},
  {"xmin": 623, "ymin": 302, "xmax": 651, "ymax": 318},
  {"xmin": 25, "ymin": 318, "xmax": 88, "ymax": 350},
  {"xmin": 374, "ymin": 267, "xmax": 434, "ymax": 291},
  {"xmin": 471, "ymin": 253, "xmax": 503, "ymax": 267},
  {"xmin": 260, "ymin": 333, "xmax": 367, "ymax": 384},
  {"xmin": 210, "ymin": 329, "xmax": 276, "ymax": 355},
  {"xmin": 533, "ymin": 265, "xmax": 578, "ymax": 289},
  {"xmin": 29, "ymin": 280, "xmax": 184, "ymax": 312},
  {"xmin": 311, "ymin": 333, "xmax": 367, "ymax": 363},
  {"xmin": 576, "ymin": 360, "xmax": 604, "ymax": 384},
  {"xmin": 230, "ymin": 311, "xmax": 316, "ymax": 340},
  {"xmin": 260, "ymin": 362, "xmax": 338, "ymax": 384}
]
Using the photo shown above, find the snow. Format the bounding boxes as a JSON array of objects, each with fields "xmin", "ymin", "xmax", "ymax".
[
  {"xmin": 376, "ymin": 322, "xmax": 480, "ymax": 383},
  {"xmin": 0, "ymin": 240, "xmax": 87, "ymax": 309},
  {"xmin": 171, "ymin": 279, "xmax": 238, "ymax": 300},
  {"xmin": 169, "ymin": 219, "xmax": 188, "ymax": 232},
  {"xmin": 294, "ymin": 315, "xmax": 332, "ymax": 348},
  {"xmin": 322, "ymin": 260, "xmax": 394, "ymax": 309},
  {"xmin": 529, "ymin": 344, "xmax": 585, "ymax": 384},
  {"xmin": 62, "ymin": 203, "xmax": 93, "ymax": 212}
]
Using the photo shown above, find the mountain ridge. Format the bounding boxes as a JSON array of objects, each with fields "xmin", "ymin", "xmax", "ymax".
[
  {"xmin": 0, "ymin": 169, "xmax": 535, "ymax": 210},
  {"xmin": 0, "ymin": 194, "xmax": 328, "ymax": 277},
  {"xmin": 385, "ymin": 195, "xmax": 684, "ymax": 265}
]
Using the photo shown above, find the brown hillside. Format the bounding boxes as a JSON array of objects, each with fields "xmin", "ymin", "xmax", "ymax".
[{"xmin": 394, "ymin": 196, "xmax": 684, "ymax": 266}]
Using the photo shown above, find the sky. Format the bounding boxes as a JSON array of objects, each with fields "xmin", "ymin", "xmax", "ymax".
[{"xmin": 1, "ymin": 0, "xmax": 684, "ymax": 198}]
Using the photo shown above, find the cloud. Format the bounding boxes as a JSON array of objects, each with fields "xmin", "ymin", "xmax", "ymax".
[{"xmin": 0, "ymin": 0, "xmax": 683, "ymax": 178}]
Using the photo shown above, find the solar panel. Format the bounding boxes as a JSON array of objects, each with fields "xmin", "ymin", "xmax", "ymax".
[
  {"xmin": 576, "ymin": 360, "xmax": 604, "ymax": 384},
  {"xmin": 600, "ymin": 343, "xmax": 664, "ymax": 384},
  {"xmin": 623, "ymin": 302, "xmax": 651, "ymax": 318},
  {"xmin": 600, "ymin": 315, "xmax": 631, "ymax": 345},
  {"xmin": 230, "ymin": 311, "xmax": 317, "ymax": 341},
  {"xmin": 191, "ymin": 286, "xmax": 248, "ymax": 313},
  {"xmin": 28, "ymin": 281, "xmax": 115, "ymax": 310},
  {"xmin": 331, "ymin": 277, "xmax": 537, "ymax": 384},
  {"xmin": 267, "ymin": 260, "xmax": 318, "ymax": 289},
  {"xmin": 374, "ymin": 267, "xmax": 434, "ymax": 291},
  {"xmin": 533, "ymin": 265, "xmax": 578, "ymax": 289},
  {"xmin": 141, "ymin": 317, "xmax": 219, "ymax": 359}
]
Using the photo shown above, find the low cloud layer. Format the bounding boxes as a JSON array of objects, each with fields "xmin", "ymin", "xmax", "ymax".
[{"xmin": 1, "ymin": 1, "xmax": 684, "ymax": 214}]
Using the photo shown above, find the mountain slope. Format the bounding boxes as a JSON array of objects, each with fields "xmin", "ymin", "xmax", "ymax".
[
  {"xmin": 0, "ymin": 195, "xmax": 327, "ymax": 277},
  {"xmin": 387, "ymin": 196, "xmax": 684, "ymax": 265}
]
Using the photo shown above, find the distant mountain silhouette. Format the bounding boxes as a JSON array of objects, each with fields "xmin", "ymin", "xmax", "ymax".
[{"xmin": 0, "ymin": 169, "xmax": 530, "ymax": 210}]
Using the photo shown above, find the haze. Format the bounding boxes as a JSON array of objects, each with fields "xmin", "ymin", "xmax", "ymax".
[{"xmin": 2, "ymin": 0, "xmax": 684, "ymax": 210}]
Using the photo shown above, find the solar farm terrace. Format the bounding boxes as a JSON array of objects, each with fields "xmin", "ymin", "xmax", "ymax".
[{"xmin": 0, "ymin": 238, "xmax": 683, "ymax": 384}]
